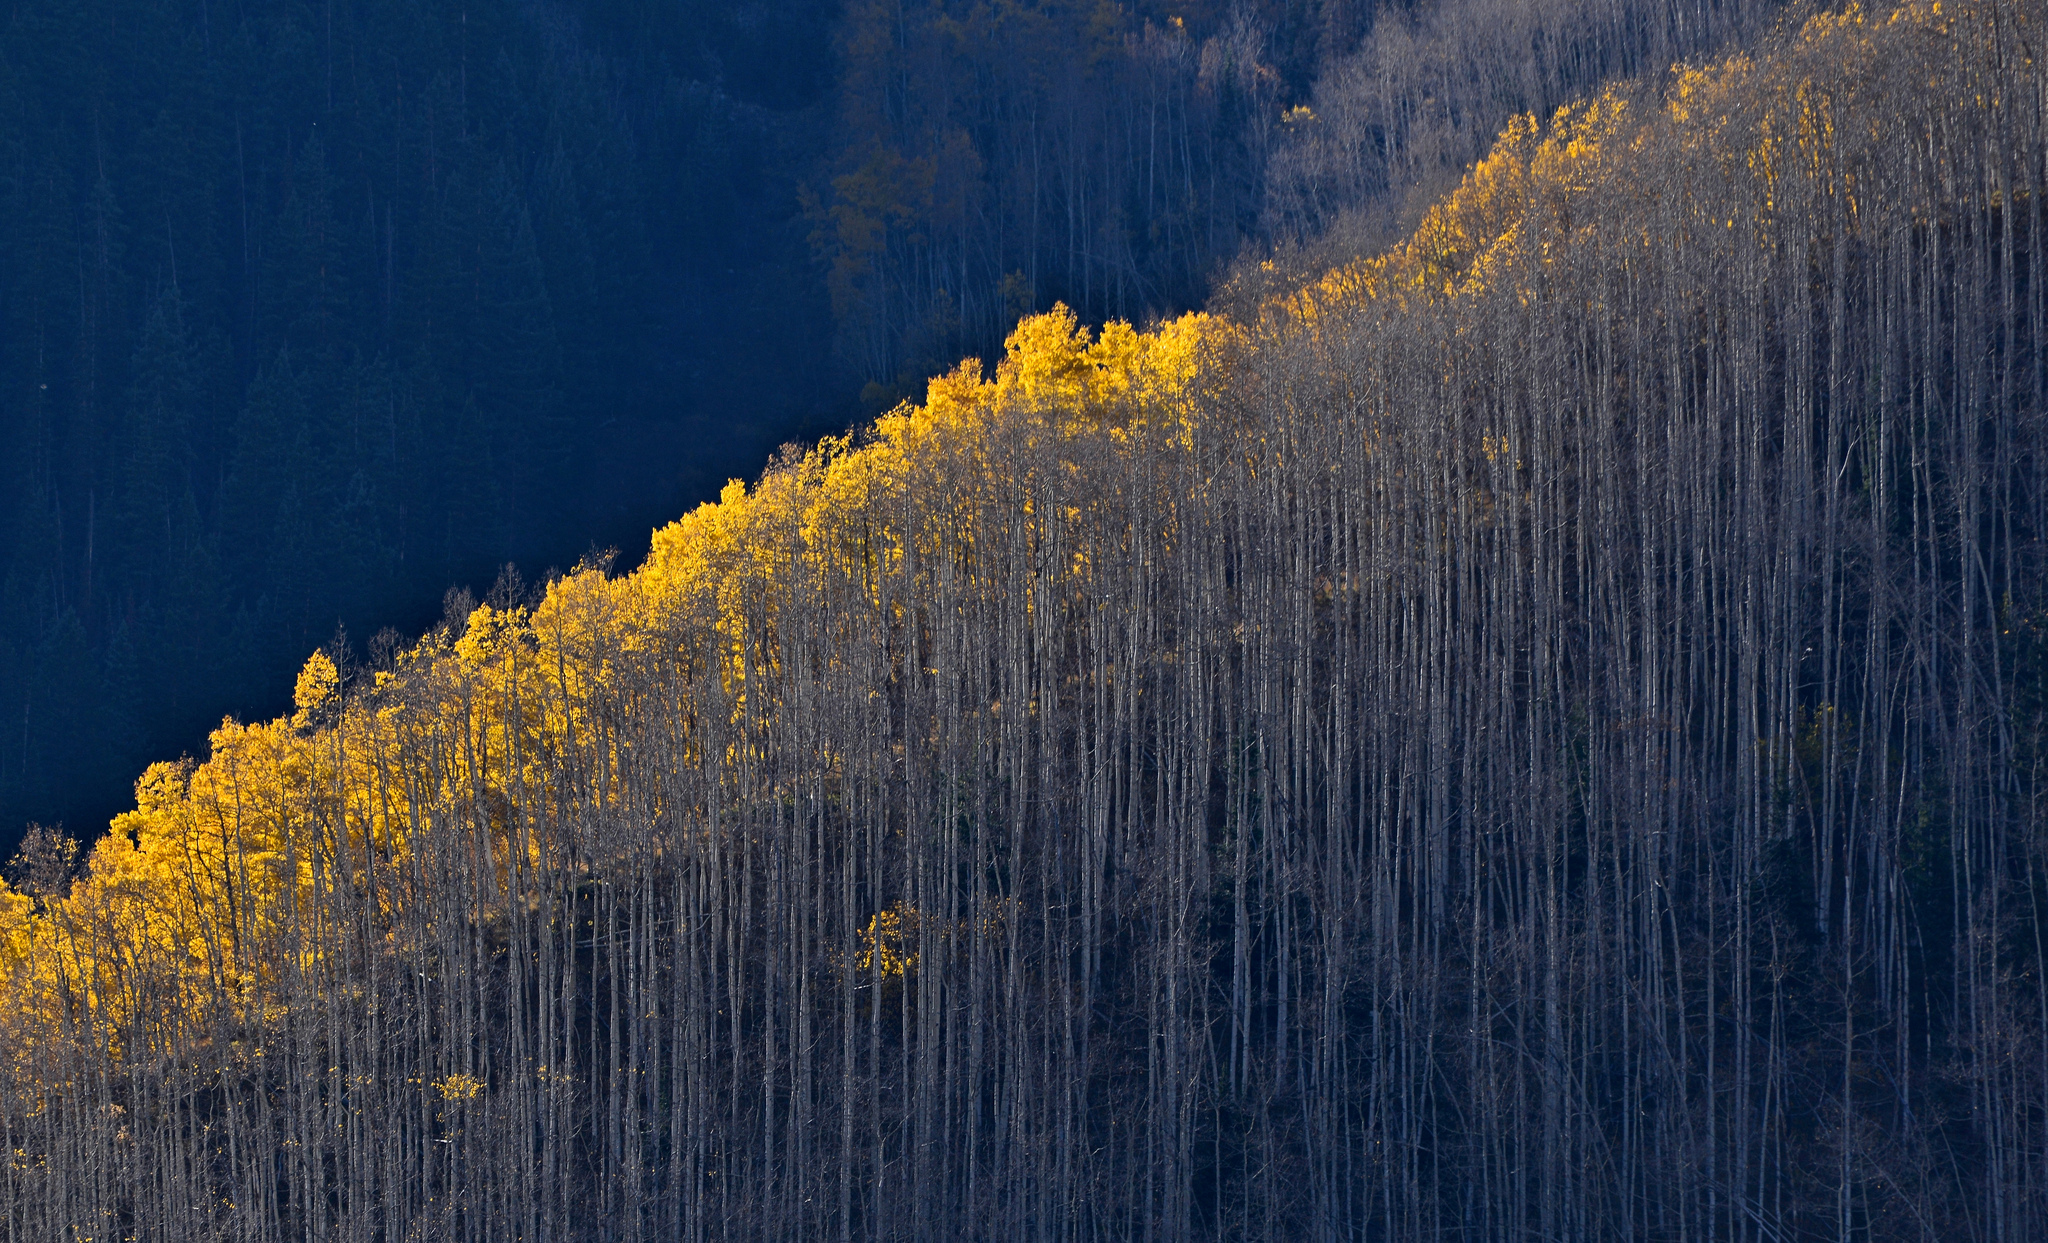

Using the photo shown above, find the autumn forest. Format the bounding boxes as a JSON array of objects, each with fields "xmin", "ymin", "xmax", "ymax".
[{"xmin": 3, "ymin": 0, "xmax": 2045, "ymax": 1240}]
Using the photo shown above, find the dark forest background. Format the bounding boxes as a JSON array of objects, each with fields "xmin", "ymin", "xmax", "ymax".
[
  {"xmin": 0, "ymin": 0, "xmax": 1773, "ymax": 854},
  {"xmin": 0, "ymin": 0, "xmax": 846, "ymax": 852}
]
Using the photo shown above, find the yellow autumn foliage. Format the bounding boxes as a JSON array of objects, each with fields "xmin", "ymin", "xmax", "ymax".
[
  {"xmin": 0, "ymin": 302, "xmax": 1222, "ymax": 1052},
  {"xmin": 0, "ymin": 0, "xmax": 2021, "ymax": 1085}
]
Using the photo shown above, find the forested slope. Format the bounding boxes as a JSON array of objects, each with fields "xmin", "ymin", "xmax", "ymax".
[
  {"xmin": 0, "ymin": 0, "xmax": 1775, "ymax": 852},
  {"xmin": 4, "ymin": 2, "xmax": 2045, "ymax": 1239}
]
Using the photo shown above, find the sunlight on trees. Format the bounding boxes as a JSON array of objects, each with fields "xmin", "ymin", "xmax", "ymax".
[{"xmin": 1, "ymin": 3, "xmax": 2043, "ymax": 1238}]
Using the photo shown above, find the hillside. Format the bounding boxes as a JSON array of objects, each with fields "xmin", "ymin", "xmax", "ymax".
[
  {"xmin": 0, "ymin": 0, "xmax": 1777, "ymax": 851},
  {"xmin": 3, "ymin": 2, "xmax": 2044, "ymax": 1239}
]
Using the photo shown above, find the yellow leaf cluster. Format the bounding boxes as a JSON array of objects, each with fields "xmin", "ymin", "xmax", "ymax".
[{"xmin": 0, "ymin": 303, "xmax": 1223, "ymax": 1058}]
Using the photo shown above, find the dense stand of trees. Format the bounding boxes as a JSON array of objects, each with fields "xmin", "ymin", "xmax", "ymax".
[
  {"xmin": 2, "ymin": 4, "xmax": 2042, "ymax": 1239},
  {"xmin": 1262, "ymin": 0, "xmax": 1780, "ymax": 245},
  {"xmin": 813, "ymin": 0, "xmax": 1783, "ymax": 400},
  {"xmin": 0, "ymin": 0, "xmax": 1778, "ymax": 856}
]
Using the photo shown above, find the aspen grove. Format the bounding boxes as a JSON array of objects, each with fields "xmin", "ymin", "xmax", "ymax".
[{"xmin": 3, "ymin": 3, "xmax": 2046, "ymax": 1239}]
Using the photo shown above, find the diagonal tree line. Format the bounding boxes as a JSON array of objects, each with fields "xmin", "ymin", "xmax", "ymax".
[{"xmin": 2, "ymin": 3, "xmax": 2044, "ymax": 1239}]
